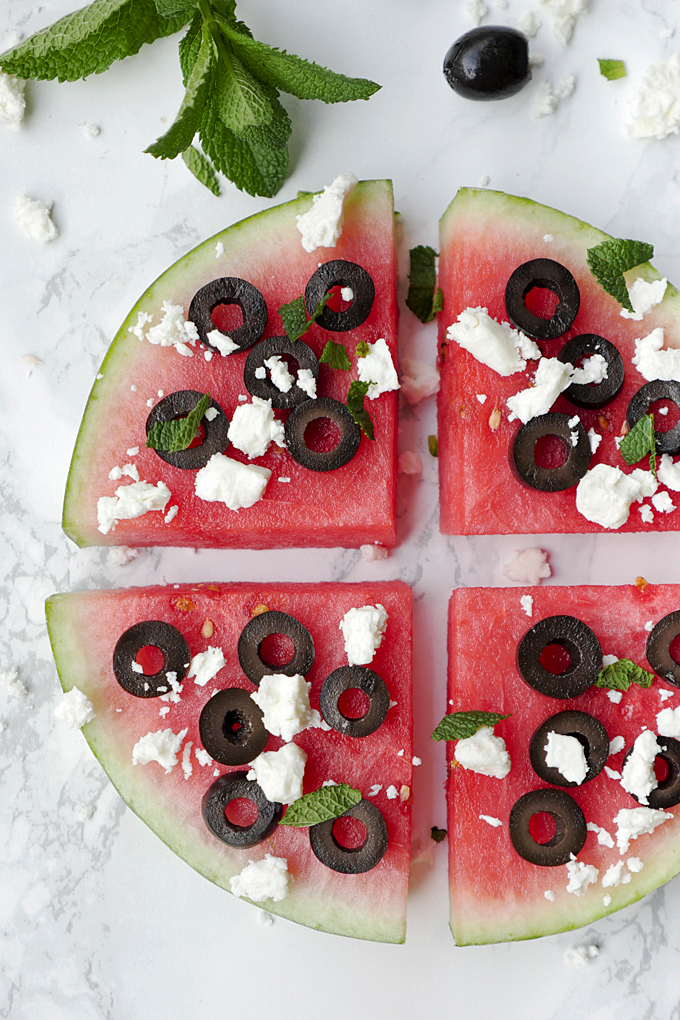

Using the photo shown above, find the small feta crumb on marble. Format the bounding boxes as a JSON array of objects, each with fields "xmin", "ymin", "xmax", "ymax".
[
  {"xmin": 465, "ymin": 0, "xmax": 488, "ymax": 26},
  {"xmin": 55, "ymin": 686, "xmax": 95, "ymax": 728},
  {"xmin": 250, "ymin": 673, "xmax": 321, "ymax": 743},
  {"xmin": 215, "ymin": 241, "xmax": 224, "ymax": 258},
  {"xmin": 652, "ymin": 490, "xmax": 676, "ymax": 514},
  {"xmin": 108, "ymin": 546, "xmax": 140, "ymax": 566},
  {"xmin": 607, "ymin": 691, "xmax": 623, "ymax": 705},
  {"xmin": 614, "ymin": 806, "xmax": 671, "ymax": 854},
  {"xmin": 248, "ymin": 743, "xmax": 307, "ymax": 803},
  {"xmin": 398, "ymin": 451, "xmax": 422, "ymax": 475},
  {"xmin": 537, "ymin": 0, "xmax": 587, "ymax": 44},
  {"xmin": 399, "ymin": 358, "xmax": 441, "ymax": 404},
  {"xmin": 258, "ymin": 910, "xmax": 274, "ymax": 926},
  {"xmin": 520, "ymin": 595, "xmax": 533, "ymax": 618},
  {"xmin": 386, "ymin": 785, "xmax": 399, "ymax": 800},
  {"xmin": 227, "ymin": 397, "xmax": 285, "ymax": 459},
  {"xmin": 545, "ymin": 889, "xmax": 555, "ymax": 901},
  {"xmin": 626, "ymin": 53, "xmax": 680, "ymax": 140},
  {"xmin": 97, "ymin": 480, "xmax": 171, "ymax": 535},
  {"xmin": 532, "ymin": 81, "xmax": 558, "ymax": 118},
  {"xmin": 447, "ymin": 307, "xmax": 540, "ymax": 376},
  {"xmin": 195, "ymin": 747, "xmax": 213, "ymax": 767},
  {"xmin": 586, "ymin": 821, "xmax": 615, "ymax": 848},
  {"xmin": 340, "ymin": 604, "xmax": 388, "ymax": 666},
  {"xmin": 188, "ymin": 646, "xmax": 226, "ymax": 687},
  {"xmin": 633, "ymin": 328, "xmax": 680, "ymax": 382},
  {"xmin": 565, "ymin": 860, "xmax": 599, "ymax": 896},
  {"xmin": 368, "ymin": 784, "xmax": 382, "ymax": 796},
  {"xmin": 230, "ymin": 854, "xmax": 291, "ymax": 902},
  {"xmin": 0, "ymin": 72, "xmax": 25, "ymax": 131},
  {"xmin": 361, "ymin": 543, "xmax": 390, "ymax": 562},
  {"xmin": 503, "ymin": 547, "xmax": 551, "ymax": 586},
  {"xmin": 357, "ymin": 338, "xmax": 400, "ymax": 399},
  {"xmin": 478, "ymin": 174, "xmax": 490, "ymax": 187},
  {"xmin": 518, "ymin": 10, "xmax": 541, "ymax": 37},
  {"xmin": 207, "ymin": 329, "xmax": 239, "ymax": 356},
  {"xmin": 82, "ymin": 122, "xmax": 100, "ymax": 139},
  {"xmin": 13, "ymin": 194, "xmax": 58, "ymax": 243},
  {"xmin": 620, "ymin": 277, "xmax": 668, "ymax": 321},
  {"xmin": 194, "ymin": 453, "xmax": 270, "ymax": 511},
  {"xmin": 576, "ymin": 463, "xmax": 643, "ymax": 529},
  {"xmin": 132, "ymin": 727, "xmax": 188, "ymax": 773},
  {"xmin": 564, "ymin": 944, "xmax": 600, "ymax": 967},
  {"xmin": 454, "ymin": 726, "xmax": 511, "ymax": 778},
  {"xmin": 296, "ymin": 172, "xmax": 358, "ymax": 253},
  {"xmin": 657, "ymin": 705, "xmax": 680, "ymax": 739},
  {"xmin": 22, "ymin": 354, "xmax": 42, "ymax": 367},
  {"xmin": 479, "ymin": 814, "xmax": 502, "ymax": 827}
]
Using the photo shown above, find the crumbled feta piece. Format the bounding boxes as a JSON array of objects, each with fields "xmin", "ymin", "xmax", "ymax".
[
  {"xmin": 614, "ymin": 806, "xmax": 671, "ymax": 854},
  {"xmin": 412, "ymin": 756, "xmax": 422, "ymax": 766},
  {"xmin": 341, "ymin": 286, "xmax": 354, "ymax": 302},
  {"xmin": 630, "ymin": 468, "xmax": 658, "ymax": 500},
  {"xmin": 398, "ymin": 451, "xmax": 422, "ymax": 475},
  {"xmin": 544, "ymin": 889, "xmax": 555, "ymax": 901},
  {"xmin": 639, "ymin": 504, "xmax": 654, "ymax": 523},
  {"xmin": 602, "ymin": 654, "xmax": 618, "ymax": 667},
  {"xmin": 652, "ymin": 490, "xmax": 676, "ymax": 514},
  {"xmin": 296, "ymin": 368, "xmax": 317, "ymax": 399},
  {"xmin": 575, "ymin": 463, "xmax": 643, "ymax": 529},
  {"xmin": 296, "ymin": 172, "xmax": 358, "ymax": 253},
  {"xmin": 230, "ymin": 854, "xmax": 291, "ymax": 902},
  {"xmin": 565, "ymin": 859, "xmax": 599, "ymax": 895},
  {"xmin": 603, "ymin": 894, "xmax": 612, "ymax": 907},
  {"xmin": 55, "ymin": 686, "xmax": 95, "ymax": 728},
  {"xmin": 502, "ymin": 547, "xmax": 551, "ymax": 586},
  {"xmin": 215, "ymin": 241, "xmax": 224, "ymax": 258},
  {"xmin": 478, "ymin": 174, "xmax": 490, "ymax": 187},
  {"xmin": 479, "ymin": 814, "xmax": 503, "ymax": 827},
  {"xmin": 520, "ymin": 595, "xmax": 533, "ymax": 617},
  {"xmin": 108, "ymin": 546, "xmax": 140, "ymax": 566},
  {"xmin": 518, "ymin": 10, "xmax": 541, "ymax": 36},
  {"xmin": 543, "ymin": 234, "xmax": 554, "ymax": 242},
  {"xmin": 620, "ymin": 277, "xmax": 668, "ymax": 320},
  {"xmin": 82, "ymin": 123, "xmax": 100, "ymax": 139},
  {"xmin": 587, "ymin": 428, "xmax": 602, "ymax": 454},
  {"xmin": 609, "ymin": 735, "xmax": 625, "ymax": 755},
  {"xmin": 109, "ymin": 463, "xmax": 140, "ymax": 483},
  {"xmin": 0, "ymin": 72, "xmax": 25, "ymax": 131},
  {"xmin": 564, "ymin": 944, "xmax": 600, "ymax": 967},
  {"xmin": 340, "ymin": 604, "xmax": 388, "ymax": 666},
  {"xmin": 607, "ymin": 692, "xmax": 623, "ymax": 705},
  {"xmin": 454, "ymin": 725, "xmax": 511, "ymax": 778},
  {"xmin": 227, "ymin": 397, "xmax": 285, "ymax": 459},
  {"xmin": 250, "ymin": 673, "xmax": 321, "ymax": 743},
  {"xmin": 537, "ymin": 0, "xmax": 587, "ymax": 44},
  {"xmin": 399, "ymin": 358, "xmax": 440, "ymax": 404},
  {"xmin": 658, "ymin": 454, "xmax": 680, "ymax": 491},
  {"xmin": 465, "ymin": 0, "xmax": 488, "ymax": 24},
  {"xmin": 571, "ymin": 353, "xmax": 608, "ymax": 385},
  {"xmin": 181, "ymin": 741, "xmax": 193, "ymax": 780},
  {"xmin": 360, "ymin": 544, "xmax": 390, "ymax": 562},
  {"xmin": 254, "ymin": 366, "xmax": 266, "ymax": 379},
  {"xmin": 605, "ymin": 766, "xmax": 622, "ymax": 779},
  {"xmin": 132, "ymin": 727, "xmax": 188, "ymax": 773},
  {"xmin": 264, "ymin": 355, "xmax": 295, "ymax": 393},
  {"xmin": 247, "ymin": 742, "xmax": 307, "ymax": 803},
  {"xmin": 367, "ymin": 784, "xmax": 382, "ymax": 796},
  {"xmin": 626, "ymin": 53, "xmax": 680, "ymax": 140},
  {"xmin": 207, "ymin": 329, "xmax": 239, "ymax": 356},
  {"xmin": 586, "ymin": 821, "xmax": 614, "ymax": 848},
  {"xmin": 532, "ymin": 81, "xmax": 558, "ymax": 118},
  {"xmin": 633, "ymin": 327, "xmax": 680, "ymax": 382},
  {"xmin": 447, "ymin": 307, "xmax": 540, "ymax": 376},
  {"xmin": 507, "ymin": 358, "xmax": 574, "ymax": 423},
  {"xmin": 357, "ymin": 338, "xmax": 400, "ymax": 399},
  {"xmin": 545, "ymin": 731, "xmax": 588, "ymax": 784},
  {"xmin": 386, "ymin": 785, "xmax": 399, "ymax": 799},
  {"xmin": 657, "ymin": 705, "xmax": 680, "ymax": 739},
  {"xmin": 660, "ymin": 687, "xmax": 674, "ymax": 698},
  {"xmin": 195, "ymin": 747, "xmax": 213, "ymax": 767},
  {"xmin": 604, "ymin": 860, "xmax": 628, "ymax": 890},
  {"xmin": 97, "ymin": 480, "xmax": 171, "ymax": 535},
  {"xmin": 194, "ymin": 453, "xmax": 270, "ymax": 510},
  {"xmin": 129, "ymin": 312, "xmax": 152, "ymax": 341},
  {"xmin": 555, "ymin": 75, "xmax": 575, "ymax": 98},
  {"xmin": 188, "ymin": 646, "xmax": 226, "ymax": 687},
  {"xmin": 142, "ymin": 301, "xmax": 198, "ymax": 355},
  {"xmin": 164, "ymin": 505, "xmax": 178, "ymax": 524},
  {"xmin": 13, "ymin": 194, "xmax": 58, "ymax": 243},
  {"xmin": 476, "ymin": 394, "xmax": 488, "ymax": 404}
]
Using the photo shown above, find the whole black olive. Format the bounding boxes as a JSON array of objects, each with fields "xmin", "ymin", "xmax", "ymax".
[{"xmin": 443, "ymin": 27, "xmax": 531, "ymax": 101}]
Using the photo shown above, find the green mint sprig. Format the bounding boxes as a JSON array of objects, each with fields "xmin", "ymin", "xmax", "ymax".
[
  {"xmin": 619, "ymin": 413, "xmax": 657, "ymax": 478},
  {"xmin": 278, "ymin": 293, "xmax": 329, "ymax": 342},
  {"xmin": 598, "ymin": 59, "xmax": 626, "ymax": 81},
  {"xmin": 595, "ymin": 658, "xmax": 655, "ymax": 691},
  {"xmin": 347, "ymin": 380, "xmax": 375, "ymax": 440},
  {"xmin": 280, "ymin": 784, "xmax": 362, "ymax": 827},
  {"xmin": 319, "ymin": 339, "xmax": 351, "ymax": 370},
  {"xmin": 406, "ymin": 245, "xmax": 444, "ymax": 324},
  {"xmin": 432, "ymin": 710, "xmax": 510, "ymax": 742},
  {"xmin": 355, "ymin": 339, "xmax": 370, "ymax": 358},
  {"xmin": 0, "ymin": 0, "xmax": 380, "ymax": 199},
  {"xmin": 146, "ymin": 392, "xmax": 210, "ymax": 451},
  {"xmin": 586, "ymin": 238, "xmax": 654, "ymax": 311}
]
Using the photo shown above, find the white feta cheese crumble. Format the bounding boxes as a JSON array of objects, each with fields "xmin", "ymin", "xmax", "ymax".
[
  {"xmin": 399, "ymin": 358, "xmax": 440, "ymax": 404},
  {"xmin": 479, "ymin": 814, "xmax": 503, "ymax": 827},
  {"xmin": 537, "ymin": 0, "xmax": 587, "ymax": 44},
  {"xmin": 367, "ymin": 784, "xmax": 383, "ymax": 796},
  {"xmin": 195, "ymin": 747, "xmax": 213, "ymax": 767},
  {"xmin": 502, "ymin": 547, "xmax": 551, "ymax": 586},
  {"xmin": 230, "ymin": 854, "xmax": 291, "ymax": 902},
  {"xmin": 607, "ymin": 691, "xmax": 623, "ymax": 706},
  {"xmin": 628, "ymin": 856, "xmax": 644, "ymax": 873},
  {"xmin": 605, "ymin": 765, "xmax": 622, "ymax": 779},
  {"xmin": 614, "ymin": 806, "xmax": 671, "ymax": 854},
  {"xmin": 532, "ymin": 81, "xmax": 558, "ymax": 118},
  {"xmin": 603, "ymin": 894, "xmax": 612, "ymax": 907},
  {"xmin": 652, "ymin": 490, "xmax": 676, "ymax": 514},
  {"xmin": 571, "ymin": 354, "xmax": 608, "ymax": 385},
  {"xmin": 341, "ymin": 286, "xmax": 354, "ymax": 302},
  {"xmin": 586, "ymin": 821, "xmax": 614, "ymax": 848},
  {"xmin": 520, "ymin": 595, "xmax": 533, "ymax": 617},
  {"xmin": 140, "ymin": 301, "xmax": 198, "ymax": 355},
  {"xmin": 478, "ymin": 174, "xmax": 490, "ymax": 187},
  {"xmin": 544, "ymin": 889, "xmax": 555, "ymax": 901},
  {"xmin": 187, "ymin": 646, "xmax": 226, "ymax": 687},
  {"xmin": 564, "ymin": 944, "xmax": 600, "ymax": 967},
  {"xmin": 454, "ymin": 725, "xmax": 511, "ymax": 778},
  {"xmin": 476, "ymin": 394, "xmax": 487, "ymax": 404},
  {"xmin": 206, "ymin": 329, "xmax": 239, "ymax": 356},
  {"xmin": 340, "ymin": 604, "xmax": 388, "ymax": 666},
  {"xmin": 356, "ymin": 338, "xmax": 400, "ymax": 399},
  {"xmin": 630, "ymin": 468, "xmax": 658, "ymax": 500},
  {"xmin": 446, "ymin": 307, "xmax": 540, "ymax": 376},
  {"xmin": 602, "ymin": 654, "xmax": 618, "ymax": 667},
  {"xmin": 465, "ymin": 0, "xmax": 488, "ymax": 25},
  {"xmin": 633, "ymin": 328, "xmax": 680, "ymax": 382},
  {"xmin": 109, "ymin": 463, "xmax": 140, "ymax": 483},
  {"xmin": 658, "ymin": 454, "xmax": 680, "ymax": 491},
  {"xmin": 609, "ymin": 736, "xmax": 625, "ymax": 755},
  {"xmin": 398, "ymin": 451, "xmax": 422, "ymax": 475},
  {"xmin": 626, "ymin": 53, "xmax": 680, "ymax": 140},
  {"xmin": 215, "ymin": 241, "xmax": 224, "ymax": 258},
  {"xmin": 13, "ymin": 194, "xmax": 58, "ymax": 243},
  {"xmin": 361, "ymin": 543, "xmax": 390, "ymax": 562},
  {"xmin": 247, "ymin": 742, "xmax": 307, "ymax": 804},
  {"xmin": 296, "ymin": 172, "xmax": 358, "ymax": 253},
  {"xmin": 660, "ymin": 687, "xmax": 674, "ymax": 698},
  {"xmin": 227, "ymin": 397, "xmax": 286, "ymax": 459},
  {"xmin": 55, "ymin": 687, "xmax": 95, "ymax": 728},
  {"xmin": 249, "ymin": 673, "xmax": 321, "ymax": 743},
  {"xmin": 385, "ymin": 784, "xmax": 399, "ymax": 800},
  {"xmin": 0, "ymin": 73, "xmax": 25, "ymax": 131},
  {"xmin": 97, "ymin": 480, "xmax": 171, "ymax": 535},
  {"xmin": 518, "ymin": 10, "xmax": 541, "ymax": 36},
  {"xmin": 194, "ymin": 453, "xmax": 270, "ymax": 511},
  {"xmin": 164, "ymin": 505, "xmax": 178, "ymax": 524},
  {"xmin": 657, "ymin": 705, "xmax": 680, "ymax": 739},
  {"xmin": 506, "ymin": 358, "xmax": 573, "ymax": 424},
  {"xmin": 565, "ymin": 859, "xmax": 599, "ymax": 896},
  {"xmin": 254, "ymin": 366, "xmax": 266, "ymax": 379},
  {"xmin": 108, "ymin": 546, "xmax": 139, "ymax": 566},
  {"xmin": 132, "ymin": 727, "xmax": 188, "ymax": 773},
  {"xmin": 639, "ymin": 504, "xmax": 654, "ymax": 524},
  {"xmin": 575, "ymin": 463, "xmax": 642, "ymax": 529},
  {"xmin": 264, "ymin": 355, "xmax": 294, "ymax": 393},
  {"xmin": 182, "ymin": 741, "xmax": 193, "ymax": 780},
  {"xmin": 545, "ymin": 731, "xmax": 588, "ymax": 784},
  {"xmin": 296, "ymin": 368, "xmax": 317, "ymax": 399},
  {"xmin": 620, "ymin": 277, "xmax": 668, "ymax": 320},
  {"xmin": 543, "ymin": 234, "xmax": 554, "ymax": 243}
]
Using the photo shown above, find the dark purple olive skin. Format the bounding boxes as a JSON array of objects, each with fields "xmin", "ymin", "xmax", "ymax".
[{"xmin": 443, "ymin": 27, "xmax": 531, "ymax": 101}]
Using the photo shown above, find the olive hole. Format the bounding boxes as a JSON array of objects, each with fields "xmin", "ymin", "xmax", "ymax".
[
  {"xmin": 534, "ymin": 433, "xmax": 569, "ymax": 469},
  {"xmin": 527, "ymin": 811, "xmax": 557, "ymax": 846},
  {"xmin": 654, "ymin": 756, "xmax": 670, "ymax": 783},
  {"xmin": 303, "ymin": 417, "xmax": 342, "ymax": 453},
  {"xmin": 135, "ymin": 644, "xmax": 165, "ymax": 675},
  {"xmin": 337, "ymin": 687, "xmax": 371, "ymax": 720},
  {"xmin": 650, "ymin": 399, "xmax": 679, "ymax": 432},
  {"xmin": 669, "ymin": 633, "xmax": 680, "ymax": 667},
  {"xmin": 258, "ymin": 633, "xmax": 296, "ymax": 668},
  {"xmin": 210, "ymin": 302, "xmax": 244, "ymax": 334},
  {"xmin": 332, "ymin": 815, "xmax": 368, "ymax": 851},
  {"xmin": 222, "ymin": 710, "xmax": 250, "ymax": 745},
  {"xmin": 276, "ymin": 353, "xmax": 300, "ymax": 376},
  {"xmin": 326, "ymin": 285, "xmax": 352, "ymax": 312},
  {"xmin": 523, "ymin": 284, "xmax": 560, "ymax": 321},
  {"xmin": 539, "ymin": 642, "xmax": 574, "ymax": 675},
  {"xmin": 224, "ymin": 797, "xmax": 259, "ymax": 828}
]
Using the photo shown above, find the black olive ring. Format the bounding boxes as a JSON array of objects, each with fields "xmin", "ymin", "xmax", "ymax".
[
  {"xmin": 647, "ymin": 610, "xmax": 680, "ymax": 687},
  {"xmin": 113, "ymin": 620, "xmax": 190, "ymax": 698},
  {"xmin": 509, "ymin": 788, "xmax": 587, "ymax": 866},
  {"xmin": 622, "ymin": 736, "xmax": 680, "ymax": 809},
  {"xmin": 529, "ymin": 711, "xmax": 609, "ymax": 786},
  {"xmin": 199, "ymin": 687, "xmax": 270, "ymax": 766},
  {"xmin": 512, "ymin": 412, "xmax": 591, "ymax": 492},
  {"xmin": 309, "ymin": 799, "xmax": 389, "ymax": 874},
  {"xmin": 145, "ymin": 390, "xmax": 230, "ymax": 469},
  {"xmin": 202, "ymin": 771, "xmax": 282, "ymax": 848},
  {"xmin": 304, "ymin": 260, "xmax": 375, "ymax": 332},
  {"xmin": 237, "ymin": 610, "xmax": 315, "ymax": 685},
  {"xmin": 517, "ymin": 615, "xmax": 602, "ymax": 699},
  {"xmin": 505, "ymin": 258, "xmax": 580, "ymax": 340},
  {"xmin": 557, "ymin": 334, "xmax": 625, "ymax": 409},
  {"xmin": 243, "ymin": 335, "xmax": 319, "ymax": 409},
  {"xmin": 188, "ymin": 277, "xmax": 268, "ymax": 352},
  {"xmin": 319, "ymin": 666, "xmax": 390, "ymax": 738},
  {"xmin": 627, "ymin": 381, "xmax": 680, "ymax": 456},
  {"xmin": 285, "ymin": 397, "xmax": 362, "ymax": 472}
]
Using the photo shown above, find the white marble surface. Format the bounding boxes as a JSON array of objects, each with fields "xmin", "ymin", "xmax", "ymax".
[{"xmin": 3, "ymin": 0, "xmax": 680, "ymax": 1017}]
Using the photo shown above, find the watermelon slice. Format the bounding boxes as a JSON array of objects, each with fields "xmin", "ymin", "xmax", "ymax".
[
  {"xmin": 46, "ymin": 581, "xmax": 412, "ymax": 943},
  {"xmin": 438, "ymin": 188, "xmax": 680, "ymax": 534},
  {"xmin": 63, "ymin": 180, "xmax": 398, "ymax": 549},
  {"xmin": 446, "ymin": 583, "xmax": 680, "ymax": 945}
]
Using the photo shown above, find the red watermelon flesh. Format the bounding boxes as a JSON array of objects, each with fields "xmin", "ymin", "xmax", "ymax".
[
  {"xmin": 46, "ymin": 581, "xmax": 412, "ymax": 943},
  {"xmin": 447, "ymin": 584, "xmax": 680, "ymax": 945},
  {"xmin": 63, "ymin": 180, "xmax": 398, "ymax": 549},
  {"xmin": 438, "ymin": 188, "xmax": 680, "ymax": 535}
]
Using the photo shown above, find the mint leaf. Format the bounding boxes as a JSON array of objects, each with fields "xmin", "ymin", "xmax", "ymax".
[
  {"xmin": 319, "ymin": 340, "xmax": 351, "ymax": 371},
  {"xmin": 355, "ymin": 339, "xmax": 370, "ymax": 359},
  {"xmin": 428, "ymin": 435, "xmax": 438, "ymax": 457},
  {"xmin": 406, "ymin": 245, "xmax": 443, "ymax": 323},
  {"xmin": 431, "ymin": 826, "xmax": 447, "ymax": 843},
  {"xmin": 215, "ymin": 44, "xmax": 274, "ymax": 132},
  {"xmin": 280, "ymin": 784, "xmax": 362, "ymax": 827},
  {"xmin": 0, "ymin": 0, "xmax": 190, "ymax": 82},
  {"xmin": 619, "ymin": 413, "xmax": 656, "ymax": 478},
  {"xmin": 347, "ymin": 380, "xmax": 374, "ymax": 441},
  {"xmin": 154, "ymin": 0, "xmax": 198, "ymax": 15},
  {"xmin": 432, "ymin": 711, "xmax": 511, "ymax": 742},
  {"xmin": 595, "ymin": 658, "xmax": 655, "ymax": 691},
  {"xmin": 279, "ymin": 293, "xmax": 329, "ymax": 341},
  {"xmin": 586, "ymin": 238, "xmax": 654, "ymax": 311},
  {"xmin": 182, "ymin": 145, "xmax": 220, "ymax": 195},
  {"xmin": 598, "ymin": 58, "xmax": 626, "ymax": 80},
  {"xmin": 146, "ymin": 393, "xmax": 210, "ymax": 452}
]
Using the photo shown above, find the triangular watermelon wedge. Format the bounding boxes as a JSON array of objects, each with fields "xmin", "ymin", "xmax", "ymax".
[
  {"xmin": 63, "ymin": 180, "xmax": 398, "ymax": 549},
  {"xmin": 46, "ymin": 581, "xmax": 412, "ymax": 943}
]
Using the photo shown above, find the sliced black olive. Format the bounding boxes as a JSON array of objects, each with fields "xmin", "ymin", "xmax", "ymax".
[
  {"xmin": 188, "ymin": 277, "xmax": 267, "ymax": 353},
  {"xmin": 505, "ymin": 259, "xmax": 580, "ymax": 340},
  {"xmin": 113, "ymin": 621, "xmax": 190, "ymax": 698},
  {"xmin": 145, "ymin": 390, "xmax": 230, "ymax": 469},
  {"xmin": 647, "ymin": 611, "xmax": 680, "ymax": 687},
  {"xmin": 309, "ymin": 799, "xmax": 388, "ymax": 874},
  {"xmin": 622, "ymin": 736, "xmax": 680, "ymax": 809},
  {"xmin": 202, "ymin": 771, "xmax": 282, "ymax": 848},
  {"xmin": 443, "ymin": 26, "xmax": 531, "ymax": 101},
  {"xmin": 199, "ymin": 687, "xmax": 269, "ymax": 766},
  {"xmin": 243, "ymin": 335, "xmax": 319, "ymax": 409},
  {"xmin": 512, "ymin": 412, "xmax": 591, "ymax": 491},
  {"xmin": 557, "ymin": 334, "xmax": 625, "ymax": 409},
  {"xmin": 319, "ymin": 666, "xmax": 390, "ymax": 738},
  {"xmin": 530, "ymin": 711, "xmax": 609, "ymax": 786},
  {"xmin": 517, "ymin": 616, "xmax": 602, "ymax": 699},
  {"xmin": 238, "ymin": 610, "xmax": 315, "ymax": 685},
  {"xmin": 509, "ymin": 789, "xmax": 587, "ymax": 866},
  {"xmin": 627, "ymin": 381, "xmax": 680, "ymax": 455},
  {"xmin": 285, "ymin": 397, "xmax": 361, "ymax": 472},
  {"xmin": 304, "ymin": 260, "xmax": 375, "ymax": 332}
]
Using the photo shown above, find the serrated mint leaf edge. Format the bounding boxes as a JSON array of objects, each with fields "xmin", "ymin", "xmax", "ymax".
[
  {"xmin": 406, "ymin": 245, "xmax": 440, "ymax": 323},
  {"xmin": 318, "ymin": 339, "xmax": 351, "ymax": 370},
  {"xmin": 598, "ymin": 58, "xmax": 626, "ymax": 80},
  {"xmin": 595, "ymin": 658, "xmax": 655, "ymax": 691},
  {"xmin": 619, "ymin": 413, "xmax": 656, "ymax": 477},
  {"xmin": 146, "ymin": 392, "xmax": 210, "ymax": 452},
  {"xmin": 347, "ymin": 380, "xmax": 375, "ymax": 441},
  {"xmin": 279, "ymin": 784, "xmax": 362, "ymax": 826},
  {"xmin": 586, "ymin": 238, "xmax": 655, "ymax": 311},
  {"xmin": 181, "ymin": 145, "xmax": 220, "ymax": 195},
  {"xmin": 431, "ymin": 711, "xmax": 511, "ymax": 741}
]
